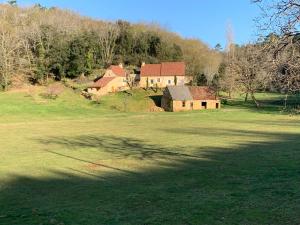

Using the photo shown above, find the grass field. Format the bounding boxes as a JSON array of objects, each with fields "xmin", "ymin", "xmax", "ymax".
[{"xmin": 1, "ymin": 88, "xmax": 300, "ymax": 225}]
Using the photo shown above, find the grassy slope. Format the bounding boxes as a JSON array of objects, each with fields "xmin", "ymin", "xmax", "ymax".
[{"xmin": 0, "ymin": 88, "xmax": 300, "ymax": 225}]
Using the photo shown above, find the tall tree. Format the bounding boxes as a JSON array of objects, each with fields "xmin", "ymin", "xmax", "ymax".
[
  {"xmin": 97, "ymin": 23, "xmax": 119, "ymax": 67},
  {"xmin": 226, "ymin": 44, "xmax": 269, "ymax": 107},
  {"xmin": 0, "ymin": 22, "xmax": 22, "ymax": 90},
  {"xmin": 254, "ymin": 0, "xmax": 300, "ymax": 106}
]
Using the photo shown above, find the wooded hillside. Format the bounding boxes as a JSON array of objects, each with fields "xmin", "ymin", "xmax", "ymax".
[{"xmin": 0, "ymin": 3, "xmax": 222, "ymax": 90}]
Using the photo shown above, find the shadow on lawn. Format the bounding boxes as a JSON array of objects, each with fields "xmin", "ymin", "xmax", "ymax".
[
  {"xmin": 225, "ymin": 95, "xmax": 300, "ymax": 114},
  {"xmin": 1, "ymin": 130, "xmax": 300, "ymax": 225},
  {"xmin": 39, "ymin": 135, "xmax": 202, "ymax": 161},
  {"xmin": 224, "ymin": 99, "xmax": 283, "ymax": 114}
]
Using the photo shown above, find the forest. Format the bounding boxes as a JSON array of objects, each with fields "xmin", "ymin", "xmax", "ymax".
[{"xmin": 0, "ymin": 2, "xmax": 221, "ymax": 89}]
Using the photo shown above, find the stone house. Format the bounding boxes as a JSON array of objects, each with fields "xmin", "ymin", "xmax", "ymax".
[
  {"xmin": 161, "ymin": 86, "xmax": 220, "ymax": 112},
  {"xmin": 87, "ymin": 64, "xmax": 129, "ymax": 96},
  {"xmin": 139, "ymin": 62, "xmax": 192, "ymax": 88}
]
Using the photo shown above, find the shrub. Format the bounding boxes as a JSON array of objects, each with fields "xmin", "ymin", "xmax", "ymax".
[{"xmin": 42, "ymin": 84, "xmax": 64, "ymax": 99}]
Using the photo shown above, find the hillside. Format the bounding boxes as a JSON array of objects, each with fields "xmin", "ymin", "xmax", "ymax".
[
  {"xmin": 0, "ymin": 86, "xmax": 166, "ymax": 122},
  {"xmin": 0, "ymin": 84, "xmax": 293, "ymax": 122},
  {"xmin": 0, "ymin": 3, "xmax": 221, "ymax": 91}
]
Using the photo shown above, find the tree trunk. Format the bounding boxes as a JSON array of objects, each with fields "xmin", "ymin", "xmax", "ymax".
[
  {"xmin": 251, "ymin": 92, "xmax": 260, "ymax": 108},
  {"xmin": 284, "ymin": 94, "xmax": 288, "ymax": 109},
  {"xmin": 2, "ymin": 74, "xmax": 8, "ymax": 91},
  {"xmin": 244, "ymin": 92, "xmax": 249, "ymax": 102}
]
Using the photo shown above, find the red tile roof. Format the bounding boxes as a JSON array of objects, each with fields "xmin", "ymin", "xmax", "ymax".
[
  {"xmin": 140, "ymin": 62, "xmax": 185, "ymax": 77},
  {"xmin": 109, "ymin": 65, "xmax": 126, "ymax": 77},
  {"xmin": 188, "ymin": 86, "xmax": 217, "ymax": 100},
  {"xmin": 140, "ymin": 64, "xmax": 161, "ymax": 76},
  {"xmin": 161, "ymin": 62, "xmax": 185, "ymax": 76},
  {"xmin": 89, "ymin": 77, "xmax": 115, "ymax": 88}
]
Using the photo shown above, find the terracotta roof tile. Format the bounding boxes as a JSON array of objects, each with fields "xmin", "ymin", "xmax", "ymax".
[
  {"xmin": 89, "ymin": 77, "xmax": 115, "ymax": 88},
  {"xmin": 140, "ymin": 64, "xmax": 161, "ymax": 76},
  {"xmin": 161, "ymin": 62, "xmax": 185, "ymax": 76},
  {"xmin": 140, "ymin": 62, "xmax": 185, "ymax": 77},
  {"xmin": 188, "ymin": 86, "xmax": 217, "ymax": 100},
  {"xmin": 109, "ymin": 65, "xmax": 126, "ymax": 77}
]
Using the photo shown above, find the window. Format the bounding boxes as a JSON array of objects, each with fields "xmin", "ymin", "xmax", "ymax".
[
  {"xmin": 168, "ymin": 80, "xmax": 171, "ymax": 84},
  {"xmin": 201, "ymin": 101, "xmax": 207, "ymax": 109},
  {"xmin": 150, "ymin": 79, "xmax": 154, "ymax": 84},
  {"xmin": 182, "ymin": 101, "xmax": 186, "ymax": 107},
  {"xmin": 157, "ymin": 78, "xmax": 160, "ymax": 82}
]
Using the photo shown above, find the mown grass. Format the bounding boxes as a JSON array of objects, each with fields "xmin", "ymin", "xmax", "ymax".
[{"xmin": 0, "ymin": 88, "xmax": 300, "ymax": 225}]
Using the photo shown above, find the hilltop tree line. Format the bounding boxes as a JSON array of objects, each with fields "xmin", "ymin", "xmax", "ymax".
[{"xmin": 0, "ymin": 3, "xmax": 221, "ymax": 90}]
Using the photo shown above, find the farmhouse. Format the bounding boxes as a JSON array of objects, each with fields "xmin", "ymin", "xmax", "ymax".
[
  {"xmin": 87, "ymin": 61, "xmax": 193, "ymax": 96},
  {"xmin": 161, "ymin": 86, "xmax": 220, "ymax": 112},
  {"xmin": 87, "ymin": 64, "xmax": 129, "ymax": 96},
  {"xmin": 139, "ymin": 62, "xmax": 191, "ymax": 88}
]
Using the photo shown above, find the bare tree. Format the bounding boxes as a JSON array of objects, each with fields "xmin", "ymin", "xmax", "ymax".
[
  {"xmin": 203, "ymin": 51, "xmax": 222, "ymax": 84},
  {"xmin": 225, "ymin": 44, "xmax": 269, "ymax": 107},
  {"xmin": 254, "ymin": 0, "xmax": 300, "ymax": 36},
  {"xmin": 254, "ymin": 0, "xmax": 300, "ymax": 107},
  {"xmin": 97, "ymin": 23, "xmax": 119, "ymax": 66},
  {"xmin": 267, "ymin": 35, "xmax": 300, "ymax": 107},
  {"xmin": 225, "ymin": 21, "xmax": 236, "ymax": 58},
  {"xmin": 0, "ymin": 20, "xmax": 23, "ymax": 90},
  {"xmin": 220, "ymin": 60, "xmax": 237, "ymax": 98}
]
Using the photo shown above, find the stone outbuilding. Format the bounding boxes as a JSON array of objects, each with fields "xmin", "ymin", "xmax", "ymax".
[{"xmin": 161, "ymin": 86, "xmax": 220, "ymax": 112}]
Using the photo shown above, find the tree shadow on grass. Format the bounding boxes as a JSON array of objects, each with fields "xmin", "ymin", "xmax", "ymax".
[
  {"xmin": 225, "ymin": 95, "xmax": 300, "ymax": 115},
  {"xmin": 38, "ymin": 135, "xmax": 202, "ymax": 161},
  {"xmin": 224, "ymin": 99, "xmax": 283, "ymax": 114},
  {"xmin": 1, "ymin": 131, "xmax": 300, "ymax": 225}
]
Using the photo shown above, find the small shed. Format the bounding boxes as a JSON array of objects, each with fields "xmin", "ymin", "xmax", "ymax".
[{"xmin": 161, "ymin": 86, "xmax": 220, "ymax": 112}]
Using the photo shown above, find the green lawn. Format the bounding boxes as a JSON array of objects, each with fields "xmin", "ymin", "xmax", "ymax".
[{"xmin": 1, "ymin": 88, "xmax": 300, "ymax": 225}]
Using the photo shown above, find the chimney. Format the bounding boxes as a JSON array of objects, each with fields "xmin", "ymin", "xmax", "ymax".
[
  {"xmin": 119, "ymin": 63, "xmax": 123, "ymax": 68},
  {"xmin": 141, "ymin": 62, "xmax": 145, "ymax": 67}
]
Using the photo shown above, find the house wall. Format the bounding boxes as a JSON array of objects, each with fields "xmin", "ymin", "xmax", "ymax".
[
  {"xmin": 165, "ymin": 99, "xmax": 221, "ymax": 112},
  {"xmin": 172, "ymin": 100, "xmax": 194, "ymax": 112},
  {"xmin": 190, "ymin": 100, "xmax": 221, "ymax": 110},
  {"xmin": 87, "ymin": 77, "xmax": 129, "ymax": 96},
  {"xmin": 139, "ymin": 76, "xmax": 186, "ymax": 88}
]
